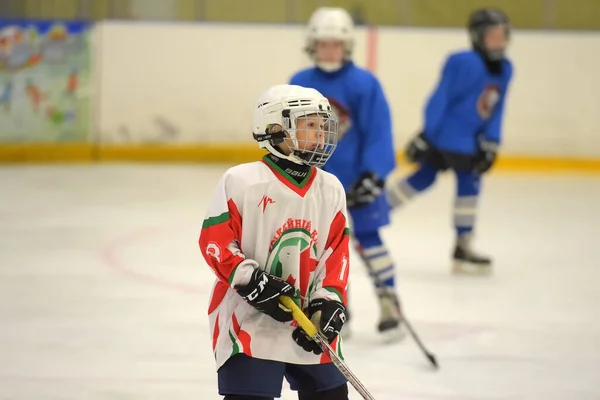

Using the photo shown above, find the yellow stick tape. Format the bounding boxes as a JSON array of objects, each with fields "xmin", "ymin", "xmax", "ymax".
[{"xmin": 280, "ymin": 296, "xmax": 318, "ymax": 337}]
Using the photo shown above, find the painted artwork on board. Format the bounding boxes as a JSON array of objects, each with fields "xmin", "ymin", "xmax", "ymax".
[{"xmin": 0, "ymin": 20, "xmax": 91, "ymax": 142}]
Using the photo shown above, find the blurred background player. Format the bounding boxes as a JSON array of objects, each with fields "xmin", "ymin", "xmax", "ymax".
[
  {"xmin": 386, "ymin": 8, "xmax": 513, "ymax": 275},
  {"xmin": 289, "ymin": 7, "xmax": 402, "ymax": 338},
  {"xmin": 200, "ymin": 84, "xmax": 351, "ymax": 400}
]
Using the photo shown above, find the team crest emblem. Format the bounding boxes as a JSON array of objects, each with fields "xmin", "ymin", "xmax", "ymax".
[
  {"xmin": 477, "ymin": 85, "xmax": 501, "ymax": 119},
  {"xmin": 326, "ymin": 97, "xmax": 351, "ymax": 138},
  {"xmin": 267, "ymin": 229, "xmax": 318, "ymax": 306}
]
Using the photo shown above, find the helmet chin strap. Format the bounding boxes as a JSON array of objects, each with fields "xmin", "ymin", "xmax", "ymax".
[
  {"xmin": 485, "ymin": 48, "xmax": 505, "ymax": 61},
  {"xmin": 267, "ymin": 143, "xmax": 306, "ymax": 165},
  {"xmin": 474, "ymin": 44, "xmax": 505, "ymax": 62},
  {"xmin": 316, "ymin": 60, "xmax": 343, "ymax": 72}
]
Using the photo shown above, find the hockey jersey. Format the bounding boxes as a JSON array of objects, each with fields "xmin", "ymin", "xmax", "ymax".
[
  {"xmin": 290, "ymin": 62, "xmax": 396, "ymax": 190},
  {"xmin": 199, "ymin": 155, "xmax": 350, "ymax": 370},
  {"xmin": 423, "ymin": 50, "xmax": 513, "ymax": 154}
]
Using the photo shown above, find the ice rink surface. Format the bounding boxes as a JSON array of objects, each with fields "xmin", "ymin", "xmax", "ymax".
[{"xmin": 1, "ymin": 164, "xmax": 599, "ymax": 400}]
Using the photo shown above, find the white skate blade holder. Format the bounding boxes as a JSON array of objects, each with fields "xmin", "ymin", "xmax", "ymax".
[
  {"xmin": 380, "ymin": 324, "xmax": 407, "ymax": 344},
  {"xmin": 280, "ymin": 296, "xmax": 377, "ymax": 400},
  {"xmin": 452, "ymin": 260, "xmax": 493, "ymax": 276}
]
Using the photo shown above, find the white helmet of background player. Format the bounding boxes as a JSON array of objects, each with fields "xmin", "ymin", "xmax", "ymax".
[
  {"xmin": 305, "ymin": 7, "xmax": 354, "ymax": 72},
  {"xmin": 253, "ymin": 84, "xmax": 339, "ymax": 167}
]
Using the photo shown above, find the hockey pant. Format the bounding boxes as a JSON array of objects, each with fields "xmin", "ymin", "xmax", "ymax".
[{"xmin": 386, "ymin": 150, "xmax": 481, "ymax": 236}]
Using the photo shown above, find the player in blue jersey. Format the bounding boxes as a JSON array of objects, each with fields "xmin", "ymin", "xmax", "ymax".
[
  {"xmin": 290, "ymin": 7, "xmax": 403, "ymax": 338},
  {"xmin": 386, "ymin": 8, "xmax": 513, "ymax": 275}
]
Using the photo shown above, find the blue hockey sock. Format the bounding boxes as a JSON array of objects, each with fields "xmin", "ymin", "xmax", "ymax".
[
  {"xmin": 454, "ymin": 170, "xmax": 481, "ymax": 236},
  {"xmin": 354, "ymin": 230, "xmax": 395, "ymax": 288},
  {"xmin": 386, "ymin": 163, "xmax": 438, "ymax": 208}
]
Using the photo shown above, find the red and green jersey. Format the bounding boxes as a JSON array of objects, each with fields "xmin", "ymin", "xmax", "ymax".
[{"xmin": 199, "ymin": 156, "xmax": 350, "ymax": 370}]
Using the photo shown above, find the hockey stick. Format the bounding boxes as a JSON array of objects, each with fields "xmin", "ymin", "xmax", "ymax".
[
  {"xmin": 280, "ymin": 296, "xmax": 377, "ymax": 400},
  {"xmin": 355, "ymin": 244, "xmax": 439, "ymax": 369},
  {"xmin": 400, "ymin": 313, "xmax": 438, "ymax": 369}
]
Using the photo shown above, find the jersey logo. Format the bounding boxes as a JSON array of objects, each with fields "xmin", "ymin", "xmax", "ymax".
[
  {"xmin": 266, "ymin": 227, "xmax": 318, "ymax": 307},
  {"xmin": 285, "ymin": 168, "xmax": 308, "ymax": 179},
  {"xmin": 258, "ymin": 195, "xmax": 275, "ymax": 213},
  {"xmin": 477, "ymin": 84, "xmax": 501, "ymax": 119},
  {"xmin": 205, "ymin": 242, "xmax": 222, "ymax": 263},
  {"xmin": 326, "ymin": 96, "xmax": 351, "ymax": 139},
  {"xmin": 245, "ymin": 273, "xmax": 268, "ymax": 301}
]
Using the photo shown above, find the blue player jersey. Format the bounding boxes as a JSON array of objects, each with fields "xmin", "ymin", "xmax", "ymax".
[
  {"xmin": 423, "ymin": 50, "xmax": 513, "ymax": 155},
  {"xmin": 290, "ymin": 62, "xmax": 395, "ymax": 190}
]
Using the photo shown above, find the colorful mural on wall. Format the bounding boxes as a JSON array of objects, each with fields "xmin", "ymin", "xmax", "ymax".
[{"xmin": 0, "ymin": 20, "xmax": 91, "ymax": 143}]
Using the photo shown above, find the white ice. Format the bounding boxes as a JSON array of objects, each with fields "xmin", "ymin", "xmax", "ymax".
[{"xmin": 1, "ymin": 164, "xmax": 599, "ymax": 400}]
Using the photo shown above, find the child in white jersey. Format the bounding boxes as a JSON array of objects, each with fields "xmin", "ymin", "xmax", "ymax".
[{"xmin": 199, "ymin": 84, "xmax": 350, "ymax": 400}]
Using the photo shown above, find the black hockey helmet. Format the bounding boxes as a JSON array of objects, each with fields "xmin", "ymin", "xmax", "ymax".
[{"xmin": 468, "ymin": 8, "xmax": 510, "ymax": 61}]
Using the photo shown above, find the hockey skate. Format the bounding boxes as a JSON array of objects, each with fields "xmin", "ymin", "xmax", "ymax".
[
  {"xmin": 452, "ymin": 233, "xmax": 492, "ymax": 275},
  {"xmin": 376, "ymin": 286, "xmax": 406, "ymax": 342}
]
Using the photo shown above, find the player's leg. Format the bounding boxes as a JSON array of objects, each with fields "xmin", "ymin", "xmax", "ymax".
[
  {"xmin": 225, "ymin": 396, "xmax": 273, "ymax": 400},
  {"xmin": 350, "ymin": 195, "xmax": 404, "ymax": 338},
  {"xmin": 452, "ymin": 168, "xmax": 492, "ymax": 275},
  {"xmin": 354, "ymin": 229, "xmax": 404, "ymax": 336},
  {"xmin": 285, "ymin": 362, "xmax": 348, "ymax": 400},
  {"xmin": 297, "ymin": 384, "xmax": 349, "ymax": 400},
  {"xmin": 386, "ymin": 162, "xmax": 439, "ymax": 209},
  {"xmin": 218, "ymin": 353, "xmax": 285, "ymax": 399}
]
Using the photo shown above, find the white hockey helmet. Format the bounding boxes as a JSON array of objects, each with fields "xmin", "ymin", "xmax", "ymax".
[
  {"xmin": 305, "ymin": 7, "xmax": 354, "ymax": 72},
  {"xmin": 253, "ymin": 84, "xmax": 338, "ymax": 168}
]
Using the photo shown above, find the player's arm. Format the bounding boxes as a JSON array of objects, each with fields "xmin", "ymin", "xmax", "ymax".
[
  {"xmin": 199, "ymin": 173, "xmax": 255, "ymax": 286},
  {"xmin": 424, "ymin": 55, "xmax": 466, "ymax": 135},
  {"xmin": 199, "ymin": 173, "xmax": 294, "ymax": 322},
  {"xmin": 406, "ymin": 55, "xmax": 466, "ymax": 163},
  {"xmin": 293, "ymin": 187, "xmax": 349, "ymax": 353},
  {"xmin": 312, "ymin": 208, "xmax": 350, "ymax": 305},
  {"xmin": 482, "ymin": 62, "xmax": 513, "ymax": 144},
  {"xmin": 357, "ymin": 74, "xmax": 395, "ymax": 179},
  {"xmin": 346, "ymin": 75, "xmax": 394, "ymax": 208},
  {"xmin": 475, "ymin": 62, "xmax": 514, "ymax": 174}
]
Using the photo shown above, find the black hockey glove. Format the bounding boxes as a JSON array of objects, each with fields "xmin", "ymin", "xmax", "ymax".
[
  {"xmin": 474, "ymin": 138, "xmax": 499, "ymax": 174},
  {"xmin": 292, "ymin": 298, "xmax": 347, "ymax": 355},
  {"xmin": 405, "ymin": 132, "xmax": 431, "ymax": 163},
  {"xmin": 235, "ymin": 269, "xmax": 295, "ymax": 323},
  {"xmin": 346, "ymin": 172, "xmax": 385, "ymax": 209}
]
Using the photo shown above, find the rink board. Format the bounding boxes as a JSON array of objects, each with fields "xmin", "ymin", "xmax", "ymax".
[{"xmin": 1, "ymin": 143, "xmax": 599, "ymax": 173}]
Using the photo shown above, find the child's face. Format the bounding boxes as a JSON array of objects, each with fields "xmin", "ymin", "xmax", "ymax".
[
  {"xmin": 294, "ymin": 114, "xmax": 326, "ymax": 151},
  {"xmin": 315, "ymin": 40, "xmax": 345, "ymax": 64},
  {"xmin": 484, "ymin": 25, "xmax": 508, "ymax": 54},
  {"xmin": 279, "ymin": 114, "xmax": 326, "ymax": 155}
]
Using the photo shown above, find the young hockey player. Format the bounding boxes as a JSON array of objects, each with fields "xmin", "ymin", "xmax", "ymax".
[
  {"xmin": 290, "ymin": 7, "xmax": 402, "ymax": 337},
  {"xmin": 199, "ymin": 84, "xmax": 350, "ymax": 400},
  {"xmin": 386, "ymin": 8, "xmax": 514, "ymax": 275}
]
